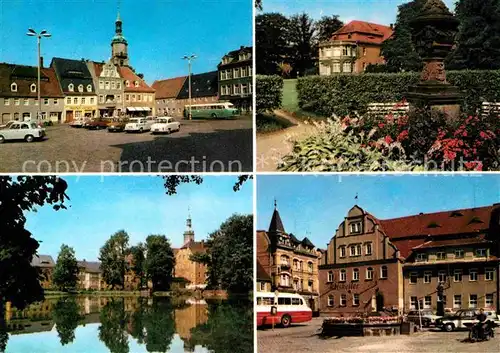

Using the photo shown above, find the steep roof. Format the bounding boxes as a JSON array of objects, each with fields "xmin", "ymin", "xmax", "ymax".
[
  {"xmin": 118, "ymin": 66, "xmax": 155, "ymax": 93},
  {"xmin": 50, "ymin": 57, "xmax": 96, "ymax": 95},
  {"xmin": 31, "ymin": 255, "xmax": 55, "ymax": 268},
  {"xmin": 268, "ymin": 208, "xmax": 285, "ymax": 234},
  {"xmin": 412, "ymin": 235, "xmax": 491, "ymax": 250},
  {"xmin": 0, "ymin": 63, "xmax": 64, "ymax": 98},
  {"xmin": 301, "ymin": 237, "xmax": 315, "ymax": 248},
  {"xmin": 218, "ymin": 46, "xmax": 252, "ymax": 68},
  {"xmin": 330, "ymin": 20, "xmax": 393, "ymax": 45},
  {"xmin": 177, "ymin": 71, "xmax": 218, "ymax": 99},
  {"xmin": 180, "ymin": 240, "xmax": 207, "ymax": 253},
  {"xmin": 152, "ymin": 76, "xmax": 187, "ymax": 99},
  {"xmin": 77, "ymin": 261, "xmax": 101, "ymax": 273},
  {"xmin": 257, "ymin": 261, "xmax": 271, "ymax": 282},
  {"xmin": 92, "ymin": 62, "xmax": 104, "ymax": 77}
]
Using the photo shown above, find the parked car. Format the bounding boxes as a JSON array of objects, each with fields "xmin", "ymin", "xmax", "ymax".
[
  {"xmin": 435, "ymin": 309, "xmax": 500, "ymax": 332},
  {"xmin": 85, "ymin": 119, "xmax": 109, "ymax": 130},
  {"xmin": 69, "ymin": 118, "xmax": 87, "ymax": 128},
  {"xmin": 107, "ymin": 118, "xmax": 128, "ymax": 132},
  {"xmin": 406, "ymin": 310, "xmax": 441, "ymax": 327},
  {"xmin": 0, "ymin": 121, "xmax": 45, "ymax": 143},
  {"xmin": 124, "ymin": 117, "xmax": 154, "ymax": 133},
  {"xmin": 151, "ymin": 117, "xmax": 181, "ymax": 134}
]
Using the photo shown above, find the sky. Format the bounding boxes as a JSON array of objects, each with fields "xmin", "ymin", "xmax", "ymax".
[
  {"xmin": 24, "ymin": 175, "xmax": 253, "ymax": 262},
  {"xmin": 0, "ymin": 0, "xmax": 252, "ymax": 83},
  {"xmin": 257, "ymin": 174, "xmax": 500, "ymax": 249},
  {"xmin": 261, "ymin": 0, "xmax": 456, "ymax": 25}
]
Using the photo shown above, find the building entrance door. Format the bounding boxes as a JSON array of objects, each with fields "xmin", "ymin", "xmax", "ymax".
[{"xmin": 66, "ymin": 110, "xmax": 74, "ymax": 122}]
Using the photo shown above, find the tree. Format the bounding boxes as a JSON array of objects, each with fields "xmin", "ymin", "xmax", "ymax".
[
  {"xmin": 53, "ymin": 244, "xmax": 79, "ymax": 291},
  {"xmin": 255, "ymin": 0, "xmax": 262, "ymax": 10},
  {"xmin": 128, "ymin": 243, "xmax": 146, "ymax": 289},
  {"xmin": 52, "ymin": 297, "xmax": 83, "ymax": 345},
  {"xmin": 447, "ymin": 0, "xmax": 500, "ymax": 70},
  {"xmin": 316, "ymin": 15, "xmax": 343, "ymax": 43},
  {"xmin": 98, "ymin": 300, "xmax": 129, "ymax": 353},
  {"xmin": 142, "ymin": 299, "xmax": 175, "ymax": 352},
  {"xmin": 192, "ymin": 214, "xmax": 253, "ymax": 293},
  {"xmin": 99, "ymin": 230, "xmax": 129, "ymax": 290},
  {"xmin": 163, "ymin": 175, "xmax": 251, "ymax": 195},
  {"xmin": 144, "ymin": 235, "xmax": 175, "ymax": 292},
  {"xmin": 288, "ymin": 13, "xmax": 317, "ymax": 77},
  {"xmin": 256, "ymin": 13, "xmax": 291, "ymax": 75},
  {"xmin": 277, "ymin": 62, "xmax": 293, "ymax": 78},
  {"xmin": 0, "ymin": 176, "xmax": 69, "ymax": 314},
  {"xmin": 380, "ymin": 0, "xmax": 426, "ymax": 72}
]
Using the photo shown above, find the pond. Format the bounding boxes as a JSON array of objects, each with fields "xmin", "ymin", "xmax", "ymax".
[{"xmin": 0, "ymin": 296, "xmax": 253, "ymax": 353}]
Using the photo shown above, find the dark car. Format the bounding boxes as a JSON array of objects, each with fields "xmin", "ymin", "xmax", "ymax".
[
  {"xmin": 406, "ymin": 310, "xmax": 439, "ymax": 327},
  {"xmin": 85, "ymin": 119, "xmax": 109, "ymax": 130},
  {"xmin": 107, "ymin": 119, "xmax": 128, "ymax": 132}
]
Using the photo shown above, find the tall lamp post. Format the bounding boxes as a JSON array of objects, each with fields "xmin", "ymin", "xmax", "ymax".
[
  {"xmin": 27, "ymin": 28, "xmax": 51, "ymax": 123},
  {"xmin": 182, "ymin": 54, "xmax": 196, "ymax": 120}
]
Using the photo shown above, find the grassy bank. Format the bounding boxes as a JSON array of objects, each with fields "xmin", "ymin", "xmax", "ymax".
[{"xmin": 282, "ymin": 79, "xmax": 326, "ymax": 120}]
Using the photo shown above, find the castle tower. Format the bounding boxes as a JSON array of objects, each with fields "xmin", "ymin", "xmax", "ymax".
[
  {"xmin": 183, "ymin": 208, "xmax": 195, "ymax": 245},
  {"xmin": 111, "ymin": 8, "xmax": 129, "ymax": 66}
]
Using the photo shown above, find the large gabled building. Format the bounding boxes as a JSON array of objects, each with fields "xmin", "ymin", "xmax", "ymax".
[
  {"xmin": 257, "ymin": 202, "xmax": 320, "ymax": 312},
  {"xmin": 218, "ymin": 46, "xmax": 252, "ymax": 112},
  {"xmin": 319, "ymin": 20, "xmax": 393, "ymax": 75},
  {"xmin": 319, "ymin": 203, "xmax": 500, "ymax": 316},
  {"xmin": 152, "ymin": 76, "xmax": 187, "ymax": 118}
]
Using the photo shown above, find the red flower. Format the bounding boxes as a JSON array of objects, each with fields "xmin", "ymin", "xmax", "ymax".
[
  {"xmin": 378, "ymin": 123, "xmax": 385, "ymax": 129},
  {"xmin": 384, "ymin": 135, "xmax": 393, "ymax": 144},
  {"xmin": 444, "ymin": 150, "xmax": 457, "ymax": 161},
  {"xmin": 465, "ymin": 161, "xmax": 483, "ymax": 171},
  {"xmin": 397, "ymin": 130, "xmax": 409, "ymax": 142}
]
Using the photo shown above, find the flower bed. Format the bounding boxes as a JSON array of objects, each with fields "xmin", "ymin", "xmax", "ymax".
[{"xmin": 279, "ymin": 103, "xmax": 500, "ymax": 171}]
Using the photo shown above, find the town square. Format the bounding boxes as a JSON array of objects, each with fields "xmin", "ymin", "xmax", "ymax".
[
  {"xmin": 0, "ymin": 0, "xmax": 252, "ymax": 172},
  {"xmin": 256, "ymin": 174, "xmax": 500, "ymax": 352}
]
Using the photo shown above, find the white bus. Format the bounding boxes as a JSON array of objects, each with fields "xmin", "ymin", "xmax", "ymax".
[{"xmin": 256, "ymin": 292, "xmax": 312, "ymax": 328}]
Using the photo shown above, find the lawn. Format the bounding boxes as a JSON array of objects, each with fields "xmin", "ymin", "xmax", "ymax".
[{"xmin": 281, "ymin": 79, "xmax": 325, "ymax": 120}]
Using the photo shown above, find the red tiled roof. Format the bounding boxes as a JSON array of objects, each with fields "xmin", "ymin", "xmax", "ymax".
[
  {"xmin": 257, "ymin": 260, "xmax": 271, "ymax": 282},
  {"xmin": 118, "ymin": 66, "xmax": 155, "ymax": 93},
  {"xmin": 0, "ymin": 63, "xmax": 64, "ymax": 98},
  {"xmin": 180, "ymin": 240, "xmax": 207, "ymax": 253},
  {"xmin": 330, "ymin": 20, "xmax": 393, "ymax": 45},
  {"xmin": 93, "ymin": 62, "xmax": 104, "ymax": 77},
  {"xmin": 152, "ymin": 76, "xmax": 187, "ymax": 99},
  {"xmin": 377, "ymin": 205, "xmax": 495, "ymax": 258},
  {"xmin": 412, "ymin": 235, "xmax": 490, "ymax": 250}
]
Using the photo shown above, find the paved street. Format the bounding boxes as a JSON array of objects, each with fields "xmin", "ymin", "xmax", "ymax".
[
  {"xmin": 0, "ymin": 116, "xmax": 252, "ymax": 172},
  {"xmin": 258, "ymin": 318, "xmax": 500, "ymax": 353}
]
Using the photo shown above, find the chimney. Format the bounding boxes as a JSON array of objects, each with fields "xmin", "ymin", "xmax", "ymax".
[
  {"xmin": 39, "ymin": 56, "xmax": 44, "ymax": 68},
  {"xmin": 390, "ymin": 23, "xmax": 394, "ymax": 30}
]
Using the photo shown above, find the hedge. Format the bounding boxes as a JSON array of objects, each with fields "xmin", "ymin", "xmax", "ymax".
[
  {"xmin": 256, "ymin": 75, "xmax": 283, "ymax": 113},
  {"xmin": 297, "ymin": 70, "xmax": 500, "ymax": 117}
]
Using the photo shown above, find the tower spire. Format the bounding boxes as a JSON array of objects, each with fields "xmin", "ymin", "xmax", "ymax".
[
  {"xmin": 117, "ymin": 0, "xmax": 121, "ymax": 21},
  {"xmin": 274, "ymin": 198, "xmax": 277, "ymax": 209},
  {"xmin": 183, "ymin": 207, "xmax": 195, "ymax": 245}
]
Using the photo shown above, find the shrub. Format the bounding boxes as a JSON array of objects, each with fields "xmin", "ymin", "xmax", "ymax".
[
  {"xmin": 256, "ymin": 75, "xmax": 283, "ymax": 113},
  {"xmin": 297, "ymin": 70, "xmax": 500, "ymax": 117}
]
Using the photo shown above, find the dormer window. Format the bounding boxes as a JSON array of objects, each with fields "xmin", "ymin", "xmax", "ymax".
[
  {"xmin": 68, "ymin": 83, "xmax": 74, "ymax": 92},
  {"xmin": 87, "ymin": 85, "xmax": 92, "ymax": 92},
  {"xmin": 30, "ymin": 83, "xmax": 36, "ymax": 93},
  {"xmin": 125, "ymin": 80, "xmax": 130, "ymax": 87},
  {"xmin": 416, "ymin": 253, "xmax": 428, "ymax": 262},
  {"xmin": 427, "ymin": 222, "xmax": 441, "ymax": 228},
  {"xmin": 349, "ymin": 222, "xmax": 361, "ymax": 234},
  {"xmin": 11, "ymin": 82, "xmax": 17, "ymax": 92},
  {"xmin": 134, "ymin": 81, "xmax": 139, "ymax": 87},
  {"xmin": 451, "ymin": 211, "xmax": 464, "ymax": 217},
  {"xmin": 78, "ymin": 84, "xmax": 84, "ymax": 92}
]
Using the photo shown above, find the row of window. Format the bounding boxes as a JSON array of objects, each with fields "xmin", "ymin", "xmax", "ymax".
[
  {"xmin": 221, "ymin": 53, "xmax": 251, "ymax": 65},
  {"xmin": 67, "ymin": 83, "xmax": 93, "ymax": 93},
  {"xmin": 1, "ymin": 112, "xmax": 59, "ymax": 121},
  {"xmin": 409, "ymin": 268, "xmax": 495, "ymax": 284},
  {"xmin": 219, "ymin": 66, "xmax": 253, "ymax": 80},
  {"xmin": 410, "ymin": 294, "xmax": 494, "ymax": 310},
  {"xmin": 279, "ymin": 274, "xmax": 314, "ymax": 290},
  {"xmin": 4, "ymin": 98, "xmax": 57, "ymax": 106},
  {"xmin": 280, "ymin": 255, "xmax": 314, "ymax": 273},
  {"xmin": 320, "ymin": 62, "xmax": 354, "ymax": 75},
  {"xmin": 158, "ymin": 107, "xmax": 183, "ymax": 114},
  {"xmin": 327, "ymin": 293, "xmax": 360, "ymax": 307},
  {"xmin": 98, "ymin": 95, "xmax": 121, "ymax": 104},
  {"xmin": 338, "ymin": 242, "xmax": 372, "ymax": 258},
  {"xmin": 99, "ymin": 80, "xmax": 122, "ymax": 90},
  {"xmin": 125, "ymin": 94, "xmax": 154, "ymax": 103},
  {"xmin": 327, "ymin": 266, "xmax": 388, "ymax": 282},
  {"xmin": 320, "ymin": 46, "xmax": 357, "ymax": 58},
  {"xmin": 415, "ymin": 248, "xmax": 488, "ymax": 262},
  {"xmin": 220, "ymin": 83, "xmax": 252, "ymax": 96},
  {"xmin": 66, "ymin": 97, "xmax": 96, "ymax": 105}
]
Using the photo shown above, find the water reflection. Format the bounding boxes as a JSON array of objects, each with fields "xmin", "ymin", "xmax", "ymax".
[{"xmin": 1, "ymin": 296, "xmax": 252, "ymax": 353}]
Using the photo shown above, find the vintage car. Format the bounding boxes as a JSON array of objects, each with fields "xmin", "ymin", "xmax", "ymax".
[
  {"xmin": 124, "ymin": 117, "xmax": 154, "ymax": 133},
  {"xmin": 69, "ymin": 118, "xmax": 87, "ymax": 128},
  {"xmin": 85, "ymin": 119, "xmax": 109, "ymax": 130},
  {"xmin": 107, "ymin": 119, "xmax": 128, "ymax": 132},
  {"xmin": 0, "ymin": 121, "xmax": 46, "ymax": 143},
  {"xmin": 435, "ymin": 309, "xmax": 500, "ymax": 332},
  {"xmin": 0, "ymin": 120, "xmax": 17, "ymax": 129},
  {"xmin": 150, "ymin": 117, "xmax": 181, "ymax": 134},
  {"xmin": 406, "ymin": 310, "xmax": 442, "ymax": 327}
]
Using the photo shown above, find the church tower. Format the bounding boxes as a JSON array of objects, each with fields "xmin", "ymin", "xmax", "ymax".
[
  {"xmin": 111, "ymin": 10, "xmax": 129, "ymax": 67},
  {"xmin": 183, "ymin": 208, "xmax": 195, "ymax": 245}
]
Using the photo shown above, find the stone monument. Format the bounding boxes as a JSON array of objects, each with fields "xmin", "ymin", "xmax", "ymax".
[{"xmin": 406, "ymin": 0, "xmax": 463, "ymax": 120}]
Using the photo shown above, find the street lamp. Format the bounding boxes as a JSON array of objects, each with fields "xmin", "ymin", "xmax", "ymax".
[
  {"xmin": 27, "ymin": 28, "xmax": 51, "ymax": 123},
  {"xmin": 182, "ymin": 54, "xmax": 196, "ymax": 120}
]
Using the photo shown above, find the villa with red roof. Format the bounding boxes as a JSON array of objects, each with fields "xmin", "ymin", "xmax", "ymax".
[
  {"xmin": 318, "ymin": 20, "xmax": 394, "ymax": 75},
  {"xmin": 318, "ymin": 204, "xmax": 500, "ymax": 315}
]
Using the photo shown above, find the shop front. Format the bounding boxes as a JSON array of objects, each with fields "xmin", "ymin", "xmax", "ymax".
[{"xmin": 126, "ymin": 106, "xmax": 152, "ymax": 117}]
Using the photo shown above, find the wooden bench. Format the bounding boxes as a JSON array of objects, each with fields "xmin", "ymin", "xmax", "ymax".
[
  {"xmin": 481, "ymin": 102, "xmax": 500, "ymax": 117},
  {"xmin": 367, "ymin": 102, "xmax": 409, "ymax": 118}
]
